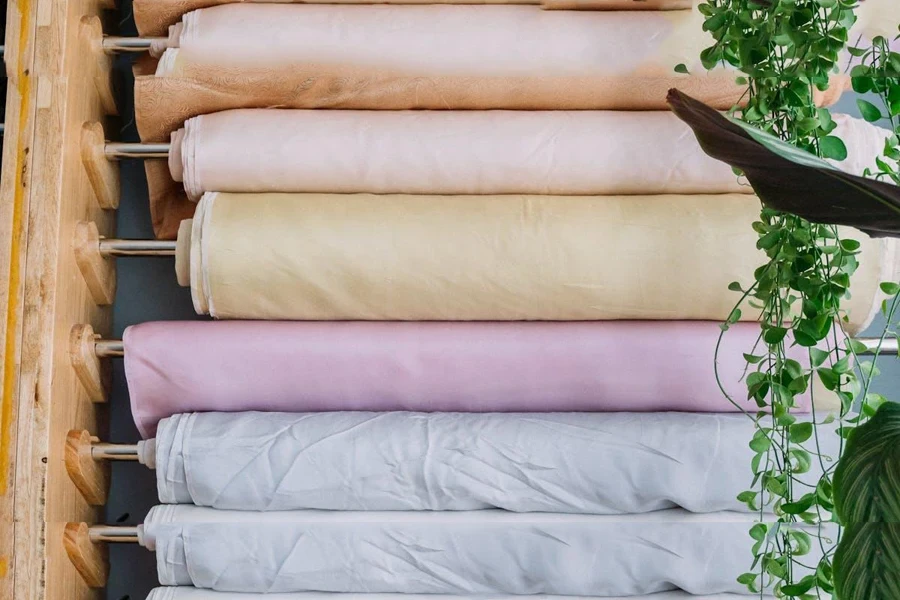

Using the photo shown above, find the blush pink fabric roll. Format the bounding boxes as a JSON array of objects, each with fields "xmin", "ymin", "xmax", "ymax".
[{"xmin": 124, "ymin": 320, "xmax": 813, "ymax": 438}]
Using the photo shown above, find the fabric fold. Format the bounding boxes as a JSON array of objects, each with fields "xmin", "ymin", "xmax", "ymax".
[
  {"xmin": 139, "ymin": 505, "xmax": 783, "ymax": 595},
  {"xmin": 124, "ymin": 320, "xmax": 829, "ymax": 438},
  {"xmin": 149, "ymin": 411, "xmax": 838, "ymax": 513},
  {"xmin": 182, "ymin": 192, "xmax": 896, "ymax": 329},
  {"xmin": 135, "ymin": 4, "xmax": 766, "ymax": 141}
]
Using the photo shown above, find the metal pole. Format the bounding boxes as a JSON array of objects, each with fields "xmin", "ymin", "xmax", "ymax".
[
  {"xmin": 98, "ymin": 239, "xmax": 177, "ymax": 257},
  {"xmin": 88, "ymin": 526, "xmax": 140, "ymax": 543},
  {"xmin": 91, "ymin": 443, "xmax": 140, "ymax": 461},
  {"xmin": 94, "ymin": 340, "xmax": 125, "ymax": 358},
  {"xmin": 854, "ymin": 336, "xmax": 899, "ymax": 355},
  {"xmin": 105, "ymin": 142, "xmax": 171, "ymax": 159},
  {"xmin": 102, "ymin": 37, "xmax": 165, "ymax": 53}
]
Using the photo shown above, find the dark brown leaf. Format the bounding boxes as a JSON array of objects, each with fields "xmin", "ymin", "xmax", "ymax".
[{"xmin": 666, "ymin": 89, "xmax": 900, "ymax": 238}]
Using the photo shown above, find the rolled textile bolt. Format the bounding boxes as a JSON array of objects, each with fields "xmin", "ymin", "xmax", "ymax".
[
  {"xmin": 116, "ymin": 505, "xmax": 821, "ymax": 595},
  {"xmin": 144, "ymin": 588, "xmax": 756, "ymax": 600}
]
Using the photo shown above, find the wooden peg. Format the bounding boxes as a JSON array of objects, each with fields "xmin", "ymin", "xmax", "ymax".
[
  {"xmin": 80, "ymin": 16, "xmax": 117, "ymax": 116},
  {"xmin": 63, "ymin": 522, "xmax": 109, "ymax": 589},
  {"xmin": 65, "ymin": 430, "xmax": 110, "ymax": 506},
  {"xmin": 69, "ymin": 324, "xmax": 110, "ymax": 403},
  {"xmin": 73, "ymin": 221, "xmax": 117, "ymax": 306},
  {"xmin": 80, "ymin": 122, "xmax": 120, "ymax": 210}
]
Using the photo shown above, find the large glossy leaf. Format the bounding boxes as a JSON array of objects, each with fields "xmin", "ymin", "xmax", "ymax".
[
  {"xmin": 833, "ymin": 523, "xmax": 900, "ymax": 600},
  {"xmin": 833, "ymin": 402, "xmax": 900, "ymax": 523},
  {"xmin": 666, "ymin": 89, "xmax": 900, "ymax": 238}
]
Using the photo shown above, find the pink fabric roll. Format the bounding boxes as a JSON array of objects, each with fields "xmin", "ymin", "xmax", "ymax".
[{"xmin": 125, "ymin": 320, "xmax": 812, "ymax": 438}]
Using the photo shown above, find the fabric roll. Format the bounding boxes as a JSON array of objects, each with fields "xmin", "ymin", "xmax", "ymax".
[
  {"xmin": 139, "ymin": 505, "xmax": 775, "ymax": 595},
  {"xmin": 146, "ymin": 111, "xmax": 881, "ymax": 239},
  {"xmin": 147, "ymin": 411, "xmax": 839, "ymax": 513},
  {"xmin": 169, "ymin": 110, "xmax": 754, "ymax": 201},
  {"xmin": 145, "ymin": 588, "xmax": 753, "ymax": 600},
  {"xmin": 134, "ymin": 4, "xmax": 765, "ymax": 141},
  {"xmin": 132, "ymin": 0, "xmax": 693, "ymax": 37},
  {"xmin": 125, "ymin": 320, "xmax": 827, "ymax": 438},
  {"xmin": 184, "ymin": 192, "xmax": 897, "ymax": 330}
]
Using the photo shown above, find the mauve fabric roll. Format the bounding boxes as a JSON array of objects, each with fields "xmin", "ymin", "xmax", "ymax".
[
  {"xmin": 146, "ymin": 411, "xmax": 839, "ymax": 513},
  {"xmin": 183, "ymin": 192, "xmax": 898, "ymax": 330},
  {"xmin": 145, "ymin": 589, "xmax": 752, "ymax": 600},
  {"xmin": 134, "ymin": 4, "xmax": 764, "ymax": 141},
  {"xmin": 168, "ymin": 110, "xmax": 753, "ymax": 201},
  {"xmin": 139, "ymin": 505, "xmax": 774, "ymax": 594},
  {"xmin": 125, "ymin": 320, "xmax": 822, "ymax": 438}
]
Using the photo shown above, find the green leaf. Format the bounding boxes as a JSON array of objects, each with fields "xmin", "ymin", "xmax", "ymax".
[
  {"xmin": 880, "ymin": 282, "xmax": 900, "ymax": 296},
  {"xmin": 820, "ymin": 135, "xmax": 849, "ymax": 161},
  {"xmin": 749, "ymin": 523, "xmax": 768, "ymax": 542},
  {"xmin": 833, "ymin": 402, "xmax": 900, "ymax": 523},
  {"xmin": 674, "ymin": 63, "xmax": 689, "ymax": 74},
  {"xmin": 789, "ymin": 422, "xmax": 814, "ymax": 443},
  {"xmin": 857, "ymin": 99, "xmax": 884, "ymax": 123},
  {"xmin": 810, "ymin": 347, "xmax": 831, "ymax": 367},
  {"xmin": 764, "ymin": 326, "xmax": 788, "ymax": 345},
  {"xmin": 833, "ymin": 523, "xmax": 900, "ymax": 600},
  {"xmin": 728, "ymin": 281, "xmax": 744, "ymax": 292}
]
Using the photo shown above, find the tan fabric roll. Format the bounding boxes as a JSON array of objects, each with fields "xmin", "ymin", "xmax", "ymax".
[
  {"xmin": 133, "ymin": 0, "xmax": 690, "ymax": 37},
  {"xmin": 184, "ymin": 192, "xmax": 898, "ymax": 332},
  {"xmin": 135, "ymin": 4, "xmax": 751, "ymax": 141}
]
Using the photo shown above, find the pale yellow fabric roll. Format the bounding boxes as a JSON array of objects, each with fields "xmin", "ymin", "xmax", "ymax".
[{"xmin": 184, "ymin": 192, "xmax": 898, "ymax": 332}]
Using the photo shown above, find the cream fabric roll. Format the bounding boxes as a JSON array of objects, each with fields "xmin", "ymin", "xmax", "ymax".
[
  {"xmin": 185, "ymin": 192, "xmax": 898, "ymax": 332},
  {"xmin": 169, "ymin": 109, "xmax": 752, "ymax": 200},
  {"xmin": 146, "ymin": 588, "xmax": 753, "ymax": 600},
  {"xmin": 140, "ymin": 505, "xmax": 777, "ymax": 594},
  {"xmin": 134, "ymin": 4, "xmax": 762, "ymax": 141}
]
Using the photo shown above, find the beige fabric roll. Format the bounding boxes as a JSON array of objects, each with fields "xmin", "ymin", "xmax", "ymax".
[
  {"xmin": 133, "ymin": 0, "xmax": 691, "ymax": 37},
  {"xmin": 135, "ymin": 4, "xmax": 749, "ymax": 141},
  {"xmin": 184, "ymin": 192, "xmax": 898, "ymax": 333}
]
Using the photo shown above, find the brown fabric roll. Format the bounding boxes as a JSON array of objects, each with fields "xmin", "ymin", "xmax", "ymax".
[
  {"xmin": 135, "ymin": 68, "xmax": 749, "ymax": 142},
  {"xmin": 145, "ymin": 159, "xmax": 194, "ymax": 240}
]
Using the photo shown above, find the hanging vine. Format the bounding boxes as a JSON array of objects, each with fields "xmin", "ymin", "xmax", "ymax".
[{"xmin": 683, "ymin": 0, "xmax": 900, "ymax": 597}]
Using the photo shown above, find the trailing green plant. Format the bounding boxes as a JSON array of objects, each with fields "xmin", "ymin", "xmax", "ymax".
[{"xmin": 682, "ymin": 0, "xmax": 900, "ymax": 598}]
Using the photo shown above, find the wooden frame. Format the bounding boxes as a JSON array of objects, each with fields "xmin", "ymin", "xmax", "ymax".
[{"xmin": 1, "ymin": 0, "xmax": 117, "ymax": 597}]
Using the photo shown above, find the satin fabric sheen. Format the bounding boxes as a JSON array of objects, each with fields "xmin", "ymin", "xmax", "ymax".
[
  {"xmin": 134, "ymin": 4, "xmax": 754, "ymax": 141},
  {"xmin": 146, "ymin": 411, "xmax": 838, "ymax": 513},
  {"xmin": 185, "ymin": 192, "xmax": 896, "ymax": 330},
  {"xmin": 133, "ymin": 0, "xmax": 692, "ymax": 37},
  {"xmin": 140, "ymin": 505, "xmax": 772, "ymax": 595},
  {"xmin": 146, "ymin": 589, "xmax": 751, "ymax": 600},
  {"xmin": 169, "ymin": 110, "xmax": 752, "ymax": 201},
  {"xmin": 124, "ymin": 320, "xmax": 822, "ymax": 438}
]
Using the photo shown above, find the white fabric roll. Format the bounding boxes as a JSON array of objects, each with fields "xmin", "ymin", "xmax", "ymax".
[
  {"xmin": 169, "ymin": 110, "xmax": 888, "ymax": 201},
  {"xmin": 146, "ymin": 588, "xmax": 757, "ymax": 600},
  {"xmin": 140, "ymin": 505, "xmax": 777, "ymax": 595},
  {"xmin": 150, "ymin": 412, "xmax": 838, "ymax": 513}
]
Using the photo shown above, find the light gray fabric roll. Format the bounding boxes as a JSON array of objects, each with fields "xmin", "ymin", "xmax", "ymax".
[
  {"xmin": 145, "ymin": 587, "xmax": 757, "ymax": 600},
  {"xmin": 140, "ymin": 505, "xmax": 769, "ymax": 595},
  {"xmin": 151, "ymin": 411, "xmax": 839, "ymax": 513}
]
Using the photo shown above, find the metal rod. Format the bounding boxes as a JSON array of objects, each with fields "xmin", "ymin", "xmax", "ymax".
[
  {"xmin": 91, "ymin": 443, "xmax": 140, "ymax": 461},
  {"xmin": 105, "ymin": 142, "xmax": 170, "ymax": 159},
  {"xmin": 90, "ymin": 336, "xmax": 898, "ymax": 358},
  {"xmin": 102, "ymin": 36, "xmax": 166, "ymax": 53},
  {"xmin": 0, "ymin": 124, "xmax": 5, "ymax": 134},
  {"xmin": 89, "ymin": 526, "xmax": 139, "ymax": 543},
  {"xmin": 94, "ymin": 340, "xmax": 124, "ymax": 358},
  {"xmin": 99, "ymin": 239, "xmax": 177, "ymax": 257},
  {"xmin": 854, "ymin": 336, "xmax": 899, "ymax": 355}
]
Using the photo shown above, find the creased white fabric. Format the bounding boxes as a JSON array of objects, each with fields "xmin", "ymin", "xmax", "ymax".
[
  {"xmin": 140, "ymin": 505, "xmax": 784, "ymax": 595},
  {"xmin": 146, "ymin": 588, "xmax": 757, "ymax": 600},
  {"xmin": 150, "ymin": 412, "xmax": 838, "ymax": 513}
]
